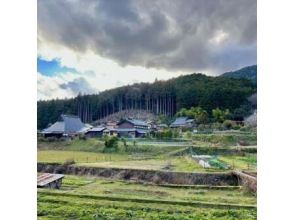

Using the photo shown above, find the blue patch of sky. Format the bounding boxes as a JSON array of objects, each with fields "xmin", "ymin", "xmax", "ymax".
[{"xmin": 37, "ymin": 57, "xmax": 78, "ymax": 76}]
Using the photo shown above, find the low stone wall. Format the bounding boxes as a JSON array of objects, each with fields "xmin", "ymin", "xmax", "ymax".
[
  {"xmin": 233, "ymin": 170, "xmax": 257, "ymax": 194},
  {"xmin": 37, "ymin": 163, "xmax": 238, "ymax": 186}
]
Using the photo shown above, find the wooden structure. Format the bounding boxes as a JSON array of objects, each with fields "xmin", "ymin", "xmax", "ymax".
[
  {"xmin": 85, "ymin": 126, "xmax": 106, "ymax": 137},
  {"xmin": 116, "ymin": 119, "xmax": 149, "ymax": 138},
  {"xmin": 37, "ymin": 173, "xmax": 65, "ymax": 189},
  {"xmin": 170, "ymin": 117, "xmax": 195, "ymax": 129}
]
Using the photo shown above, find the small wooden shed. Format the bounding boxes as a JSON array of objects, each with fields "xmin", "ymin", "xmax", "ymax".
[{"xmin": 37, "ymin": 173, "xmax": 65, "ymax": 189}]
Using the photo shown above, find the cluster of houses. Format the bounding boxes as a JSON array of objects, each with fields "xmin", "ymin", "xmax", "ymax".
[{"xmin": 40, "ymin": 114, "xmax": 195, "ymax": 139}]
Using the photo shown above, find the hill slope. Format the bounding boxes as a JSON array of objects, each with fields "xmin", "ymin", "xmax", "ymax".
[
  {"xmin": 222, "ymin": 65, "xmax": 257, "ymax": 84},
  {"xmin": 38, "ymin": 66, "xmax": 257, "ymax": 129}
]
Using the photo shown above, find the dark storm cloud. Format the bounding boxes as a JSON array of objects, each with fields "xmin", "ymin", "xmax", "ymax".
[
  {"xmin": 59, "ymin": 77, "xmax": 97, "ymax": 95},
  {"xmin": 38, "ymin": 0, "xmax": 256, "ymax": 73}
]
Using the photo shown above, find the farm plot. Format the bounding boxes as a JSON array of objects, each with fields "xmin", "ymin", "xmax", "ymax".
[
  {"xmin": 37, "ymin": 150, "xmax": 129, "ymax": 163},
  {"xmin": 38, "ymin": 175, "xmax": 257, "ymax": 220},
  {"xmin": 38, "ymin": 150, "xmax": 256, "ymax": 172}
]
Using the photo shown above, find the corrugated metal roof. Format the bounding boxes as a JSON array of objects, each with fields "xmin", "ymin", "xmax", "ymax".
[{"xmin": 37, "ymin": 173, "xmax": 64, "ymax": 187}]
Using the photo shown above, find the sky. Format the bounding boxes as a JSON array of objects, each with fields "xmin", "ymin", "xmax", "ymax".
[{"xmin": 37, "ymin": 0, "xmax": 257, "ymax": 100}]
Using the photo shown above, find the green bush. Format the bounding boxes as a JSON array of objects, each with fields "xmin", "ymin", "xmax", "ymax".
[
  {"xmin": 63, "ymin": 158, "xmax": 75, "ymax": 166},
  {"xmin": 223, "ymin": 120, "xmax": 234, "ymax": 130},
  {"xmin": 103, "ymin": 136, "xmax": 119, "ymax": 153},
  {"xmin": 47, "ymin": 137, "xmax": 58, "ymax": 142},
  {"xmin": 78, "ymin": 134, "xmax": 87, "ymax": 140}
]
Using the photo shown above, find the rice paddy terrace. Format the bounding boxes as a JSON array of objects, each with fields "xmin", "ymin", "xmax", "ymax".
[
  {"xmin": 38, "ymin": 175, "xmax": 256, "ymax": 220},
  {"xmin": 37, "ymin": 132, "xmax": 257, "ymax": 219}
]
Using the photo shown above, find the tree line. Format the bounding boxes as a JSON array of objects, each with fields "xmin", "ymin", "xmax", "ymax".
[{"xmin": 37, "ymin": 73, "xmax": 256, "ymax": 129}]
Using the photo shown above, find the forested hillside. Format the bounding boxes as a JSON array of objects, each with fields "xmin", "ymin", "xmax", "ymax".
[
  {"xmin": 222, "ymin": 65, "xmax": 257, "ymax": 84},
  {"xmin": 38, "ymin": 67, "xmax": 256, "ymax": 129}
]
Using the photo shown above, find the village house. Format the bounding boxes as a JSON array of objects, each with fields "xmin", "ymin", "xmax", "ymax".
[
  {"xmin": 170, "ymin": 117, "xmax": 195, "ymax": 129},
  {"xmin": 157, "ymin": 123, "xmax": 169, "ymax": 131},
  {"xmin": 85, "ymin": 126, "xmax": 106, "ymax": 138},
  {"xmin": 41, "ymin": 114, "xmax": 92, "ymax": 138},
  {"xmin": 103, "ymin": 127, "xmax": 118, "ymax": 136},
  {"xmin": 116, "ymin": 118, "xmax": 149, "ymax": 138}
]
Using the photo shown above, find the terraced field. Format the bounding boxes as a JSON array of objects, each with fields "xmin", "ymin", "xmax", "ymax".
[
  {"xmin": 37, "ymin": 133, "xmax": 257, "ymax": 219},
  {"xmin": 38, "ymin": 150, "xmax": 256, "ymax": 172},
  {"xmin": 38, "ymin": 175, "xmax": 257, "ymax": 220}
]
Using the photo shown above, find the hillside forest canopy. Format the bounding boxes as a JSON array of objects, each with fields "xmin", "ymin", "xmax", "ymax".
[{"xmin": 37, "ymin": 66, "xmax": 257, "ymax": 129}]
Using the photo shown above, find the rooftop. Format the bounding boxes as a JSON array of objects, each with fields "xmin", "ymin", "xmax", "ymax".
[
  {"xmin": 41, "ymin": 114, "xmax": 90, "ymax": 134},
  {"xmin": 88, "ymin": 126, "xmax": 106, "ymax": 132},
  {"xmin": 118, "ymin": 118, "xmax": 148, "ymax": 127},
  {"xmin": 37, "ymin": 173, "xmax": 64, "ymax": 187}
]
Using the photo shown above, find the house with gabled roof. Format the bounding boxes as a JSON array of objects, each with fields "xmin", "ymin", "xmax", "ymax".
[
  {"xmin": 170, "ymin": 117, "xmax": 195, "ymax": 129},
  {"xmin": 85, "ymin": 126, "xmax": 106, "ymax": 138},
  {"xmin": 116, "ymin": 118, "xmax": 149, "ymax": 138},
  {"xmin": 41, "ymin": 114, "xmax": 92, "ymax": 138}
]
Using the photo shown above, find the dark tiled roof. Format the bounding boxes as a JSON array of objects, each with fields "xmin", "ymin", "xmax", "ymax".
[
  {"xmin": 62, "ymin": 115, "xmax": 86, "ymax": 133},
  {"xmin": 170, "ymin": 117, "xmax": 188, "ymax": 126},
  {"xmin": 42, "ymin": 121, "xmax": 65, "ymax": 133},
  {"xmin": 88, "ymin": 126, "xmax": 106, "ymax": 132},
  {"xmin": 42, "ymin": 114, "xmax": 89, "ymax": 134},
  {"xmin": 128, "ymin": 119, "xmax": 148, "ymax": 126},
  {"xmin": 170, "ymin": 117, "xmax": 194, "ymax": 127},
  {"xmin": 118, "ymin": 119, "xmax": 148, "ymax": 127},
  {"xmin": 116, "ymin": 128, "xmax": 137, "ymax": 132},
  {"xmin": 136, "ymin": 129, "xmax": 148, "ymax": 134}
]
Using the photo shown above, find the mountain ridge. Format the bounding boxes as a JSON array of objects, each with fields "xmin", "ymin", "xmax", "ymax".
[{"xmin": 221, "ymin": 65, "xmax": 257, "ymax": 83}]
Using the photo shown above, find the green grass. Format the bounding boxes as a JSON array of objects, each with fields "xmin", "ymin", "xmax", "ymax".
[
  {"xmin": 37, "ymin": 150, "xmax": 129, "ymax": 163},
  {"xmin": 219, "ymin": 155, "xmax": 257, "ymax": 171},
  {"xmin": 38, "ymin": 175, "xmax": 257, "ymax": 220},
  {"xmin": 37, "ymin": 133, "xmax": 257, "ymax": 173},
  {"xmin": 191, "ymin": 133, "xmax": 257, "ymax": 147},
  {"xmin": 38, "ymin": 150, "xmax": 256, "ymax": 172},
  {"xmin": 37, "ymin": 138, "xmax": 105, "ymax": 152}
]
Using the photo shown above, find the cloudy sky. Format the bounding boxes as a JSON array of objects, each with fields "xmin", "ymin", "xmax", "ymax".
[{"xmin": 37, "ymin": 0, "xmax": 256, "ymax": 100}]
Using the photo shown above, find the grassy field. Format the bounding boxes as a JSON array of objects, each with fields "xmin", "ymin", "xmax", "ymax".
[
  {"xmin": 38, "ymin": 150, "xmax": 256, "ymax": 172},
  {"xmin": 38, "ymin": 131, "xmax": 257, "ymax": 152},
  {"xmin": 37, "ymin": 133, "xmax": 257, "ymax": 219},
  {"xmin": 191, "ymin": 133, "xmax": 257, "ymax": 147},
  {"xmin": 38, "ymin": 175, "xmax": 256, "ymax": 220},
  {"xmin": 219, "ymin": 155, "xmax": 257, "ymax": 170},
  {"xmin": 37, "ymin": 150, "xmax": 129, "ymax": 163}
]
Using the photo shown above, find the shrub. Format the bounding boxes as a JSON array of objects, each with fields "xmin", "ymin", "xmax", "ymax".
[
  {"xmin": 185, "ymin": 131, "xmax": 192, "ymax": 139},
  {"xmin": 37, "ymin": 136, "xmax": 46, "ymax": 142},
  {"xmin": 63, "ymin": 158, "xmax": 75, "ymax": 166},
  {"xmin": 121, "ymin": 138, "xmax": 128, "ymax": 151},
  {"xmin": 211, "ymin": 122, "xmax": 223, "ymax": 131},
  {"xmin": 223, "ymin": 120, "xmax": 234, "ymax": 130},
  {"xmin": 103, "ymin": 136, "xmax": 119, "ymax": 152},
  {"xmin": 78, "ymin": 134, "xmax": 87, "ymax": 140},
  {"xmin": 47, "ymin": 137, "xmax": 58, "ymax": 142}
]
